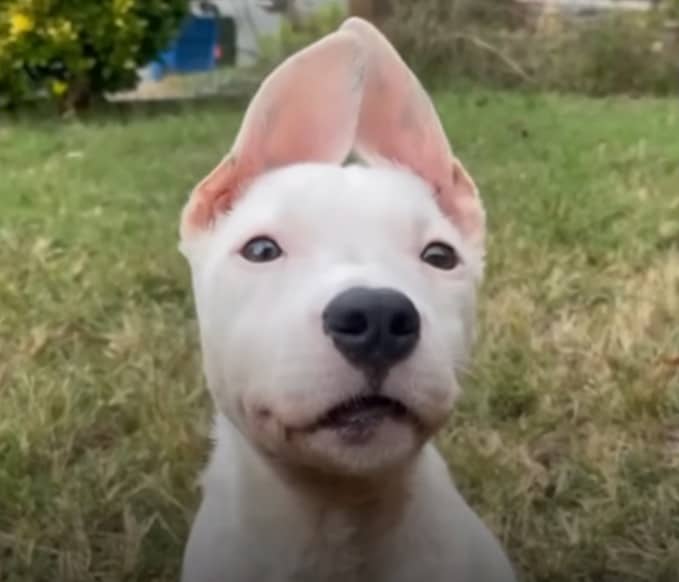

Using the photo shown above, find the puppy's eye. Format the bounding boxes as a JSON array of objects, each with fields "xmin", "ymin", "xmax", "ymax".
[
  {"xmin": 240, "ymin": 237, "xmax": 283, "ymax": 263},
  {"xmin": 420, "ymin": 242, "xmax": 460, "ymax": 270}
]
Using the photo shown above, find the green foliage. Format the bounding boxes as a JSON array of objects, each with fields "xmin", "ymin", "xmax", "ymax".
[
  {"xmin": 0, "ymin": 0, "xmax": 188, "ymax": 110},
  {"xmin": 257, "ymin": 2, "xmax": 346, "ymax": 70},
  {"xmin": 385, "ymin": 0, "xmax": 679, "ymax": 96}
]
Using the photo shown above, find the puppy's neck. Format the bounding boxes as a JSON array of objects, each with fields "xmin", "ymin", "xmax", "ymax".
[{"xmin": 271, "ymin": 457, "xmax": 412, "ymax": 524}]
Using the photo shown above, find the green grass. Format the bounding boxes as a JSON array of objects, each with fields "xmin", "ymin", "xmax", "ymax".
[{"xmin": 1, "ymin": 90, "xmax": 678, "ymax": 582}]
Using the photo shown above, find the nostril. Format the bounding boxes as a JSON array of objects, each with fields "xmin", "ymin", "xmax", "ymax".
[
  {"xmin": 333, "ymin": 310, "xmax": 369, "ymax": 336},
  {"xmin": 389, "ymin": 311, "xmax": 418, "ymax": 337}
]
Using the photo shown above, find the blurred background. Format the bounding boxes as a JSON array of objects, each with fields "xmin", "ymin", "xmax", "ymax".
[
  {"xmin": 1, "ymin": 0, "xmax": 678, "ymax": 108},
  {"xmin": 0, "ymin": 2, "xmax": 677, "ymax": 582}
]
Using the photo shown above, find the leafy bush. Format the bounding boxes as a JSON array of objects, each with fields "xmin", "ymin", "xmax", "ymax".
[
  {"xmin": 383, "ymin": 0, "xmax": 527, "ymax": 89},
  {"xmin": 257, "ymin": 2, "xmax": 347, "ymax": 70},
  {"xmin": 385, "ymin": 0, "xmax": 679, "ymax": 96},
  {"xmin": 538, "ymin": 12, "xmax": 679, "ymax": 96},
  {"xmin": 0, "ymin": 0, "xmax": 188, "ymax": 110},
  {"xmin": 663, "ymin": 0, "xmax": 679, "ymax": 17}
]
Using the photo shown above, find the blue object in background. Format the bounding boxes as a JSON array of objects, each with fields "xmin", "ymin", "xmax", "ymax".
[{"xmin": 149, "ymin": 16, "xmax": 218, "ymax": 81}]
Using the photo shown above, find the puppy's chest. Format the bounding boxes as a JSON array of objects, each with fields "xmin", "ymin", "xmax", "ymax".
[
  {"xmin": 275, "ymin": 517, "xmax": 445, "ymax": 582},
  {"xmin": 282, "ymin": 512, "xmax": 371, "ymax": 582}
]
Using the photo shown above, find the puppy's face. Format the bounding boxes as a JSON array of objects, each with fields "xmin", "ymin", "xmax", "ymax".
[
  {"xmin": 184, "ymin": 164, "xmax": 483, "ymax": 474},
  {"xmin": 180, "ymin": 19, "xmax": 486, "ymax": 475}
]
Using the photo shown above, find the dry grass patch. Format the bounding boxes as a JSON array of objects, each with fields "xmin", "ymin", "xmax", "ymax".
[{"xmin": 444, "ymin": 248, "xmax": 679, "ymax": 581}]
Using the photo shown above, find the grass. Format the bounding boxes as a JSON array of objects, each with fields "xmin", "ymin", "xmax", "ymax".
[{"xmin": 0, "ymin": 89, "xmax": 678, "ymax": 582}]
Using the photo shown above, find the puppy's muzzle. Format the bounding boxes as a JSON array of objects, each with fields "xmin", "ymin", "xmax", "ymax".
[{"xmin": 323, "ymin": 287, "xmax": 420, "ymax": 372}]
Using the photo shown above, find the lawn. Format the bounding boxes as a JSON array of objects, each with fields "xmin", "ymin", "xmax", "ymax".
[{"xmin": 0, "ymin": 89, "xmax": 678, "ymax": 582}]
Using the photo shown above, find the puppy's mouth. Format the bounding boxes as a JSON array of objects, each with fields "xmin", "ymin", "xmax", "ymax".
[
  {"xmin": 304, "ymin": 395, "xmax": 414, "ymax": 444},
  {"xmin": 320, "ymin": 394, "xmax": 408, "ymax": 426}
]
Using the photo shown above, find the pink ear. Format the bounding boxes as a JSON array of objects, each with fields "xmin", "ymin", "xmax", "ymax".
[
  {"xmin": 341, "ymin": 18, "xmax": 485, "ymax": 246},
  {"xmin": 181, "ymin": 30, "xmax": 365, "ymax": 238}
]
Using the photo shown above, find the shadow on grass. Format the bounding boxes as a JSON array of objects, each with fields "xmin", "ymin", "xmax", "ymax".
[{"xmin": 1, "ymin": 90, "xmax": 256, "ymax": 126}]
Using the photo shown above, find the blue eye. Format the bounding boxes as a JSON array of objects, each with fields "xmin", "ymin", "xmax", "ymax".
[
  {"xmin": 420, "ymin": 242, "xmax": 460, "ymax": 270},
  {"xmin": 240, "ymin": 237, "xmax": 283, "ymax": 263}
]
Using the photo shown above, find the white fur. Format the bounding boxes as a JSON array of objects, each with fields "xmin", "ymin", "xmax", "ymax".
[{"xmin": 179, "ymin": 163, "xmax": 516, "ymax": 581}]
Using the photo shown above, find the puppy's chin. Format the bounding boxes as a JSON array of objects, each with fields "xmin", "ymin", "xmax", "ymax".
[{"xmin": 290, "ymin": 418, "xmax": 425, "ymax": 476}]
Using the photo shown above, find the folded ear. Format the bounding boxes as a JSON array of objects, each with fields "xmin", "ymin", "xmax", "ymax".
[
  {"xmin": 181, "ymin": 30, "xmax": 365, "ymax": 239},
  {"xmin": 341, "ymin": 18, "xmax": 485, "ymax": 247}
]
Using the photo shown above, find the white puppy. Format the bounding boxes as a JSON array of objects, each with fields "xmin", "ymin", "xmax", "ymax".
[{"xmin": 179, "ymin": 17, "xmax": 516, "ymax": 582}]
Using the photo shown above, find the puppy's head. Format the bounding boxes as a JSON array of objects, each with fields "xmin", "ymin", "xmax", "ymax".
[{"xmin": 180, "ymin": 19, "xmax": 486, "ymax": 476}]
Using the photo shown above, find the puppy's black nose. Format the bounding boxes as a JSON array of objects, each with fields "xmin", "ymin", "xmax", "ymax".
[{"xmin": 323, "ymin": 287, "xmax": 420, "ymax": 370}]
